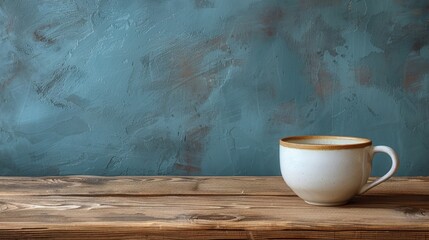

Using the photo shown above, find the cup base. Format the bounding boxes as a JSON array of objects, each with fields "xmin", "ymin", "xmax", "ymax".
[{"xmin": 304, "ymin": 200, "xmax": 349, "ymax": 206}]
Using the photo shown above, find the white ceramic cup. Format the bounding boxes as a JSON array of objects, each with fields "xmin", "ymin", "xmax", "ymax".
[{"xmin": 279, "ymin": 135, "xmax": 399, "ymax": 206}]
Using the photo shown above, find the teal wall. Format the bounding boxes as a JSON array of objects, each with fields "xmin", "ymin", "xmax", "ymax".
[{"xmin": 0, "ymin": 0, "xmax": 428, "ymax": 176}]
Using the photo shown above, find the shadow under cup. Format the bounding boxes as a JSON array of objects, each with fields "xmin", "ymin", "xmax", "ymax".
[{"xmin": 279, "ymin": 136, "xmax": 399, "ymax": 206}]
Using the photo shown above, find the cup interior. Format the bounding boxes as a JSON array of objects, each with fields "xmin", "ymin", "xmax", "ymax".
[{"xmin": 280, "ymin": 136, "xmax": 372, "ymax": 150}]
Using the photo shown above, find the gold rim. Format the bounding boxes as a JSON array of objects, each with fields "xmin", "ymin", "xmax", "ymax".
[{"xmin": 279, "ymin": 135, "xmax": 372, "ymax": 150}]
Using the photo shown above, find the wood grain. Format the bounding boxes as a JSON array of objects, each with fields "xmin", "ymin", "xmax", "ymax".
[
  {"xmin": 0, "ymin": 176, "xmax": 291, "ymax": 196},
  {"xmin": 0, "ymin": 229, "xmax": 428, "ymax": 240},
  {"xmin": 0, "ymin": 176, "xmax": 427, "ymax": 196},
  {"xmin": 0, "ymin": 176, "xmax": 428, "ymax": 239}
]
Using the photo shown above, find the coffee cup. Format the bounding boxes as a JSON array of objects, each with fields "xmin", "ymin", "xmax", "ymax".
[{"xmin": 279, "ymin": 135, "xmax": 399, "ymax": 206}]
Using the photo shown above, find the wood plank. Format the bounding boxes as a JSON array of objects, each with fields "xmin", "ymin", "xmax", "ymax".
[
  {"xmin": 0, "ymin": 176, "xmax": 427, "ymax": 239},
  {"xmin": 0, "ymin": 229, "xmax": 427, "ymax": 240},
  {"xmin": 0, "ymin": 195, "xmax": 427, "ymax": 231},
  {"xmin": 0, "ymin": 176, "xmax": 291, "ymax": 196},
  {"xmin": 0, "ymin": 176, "xmax": 427, "ymax": 196}
]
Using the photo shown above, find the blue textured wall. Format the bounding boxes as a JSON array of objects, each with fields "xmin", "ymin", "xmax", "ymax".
[{"xmin": 0, "ymin": 0, "xmax": 428, "ymax": 176}]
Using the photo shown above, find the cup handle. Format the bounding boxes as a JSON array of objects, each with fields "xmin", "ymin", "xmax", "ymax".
[{"xmin": 358, "ymin": 146, "xmax": 400, "ymax": 195}]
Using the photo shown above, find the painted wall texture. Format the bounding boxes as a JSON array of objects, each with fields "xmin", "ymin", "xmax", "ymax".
[{"xmin": 0, "ymin": 0, "xmax": 428, "ymax": 176}]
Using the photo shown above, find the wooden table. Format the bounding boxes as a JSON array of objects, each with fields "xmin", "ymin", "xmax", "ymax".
[{"xmin": 0, "ymin": 176, "xmax": 428, "ymax": 239}]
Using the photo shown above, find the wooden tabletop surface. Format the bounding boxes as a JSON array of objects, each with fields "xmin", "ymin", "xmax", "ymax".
[{"xmin": 0, "ymin": 176, "xmax": 428, "ymax": 239}]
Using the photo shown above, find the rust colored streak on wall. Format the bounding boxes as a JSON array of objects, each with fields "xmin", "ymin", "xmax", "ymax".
[
  {"xmin": 260, "ymin": 7, "xmax": 284, "ymax": 37},
  {"xmin": 269, "ymin": 101, "xmax": 297, "ymax": 125},
  {"xmin": 33, "ymin": 24, "xmax": 57, "ymax": 45},
  {"xmin": 355, "ymin": 65, "xmax": 372, "ymax": 86},
  {"xmin": 145, "ymin": 35, "xmax": 232, "ymax": 106},
  {"xmin": 315, "ymin": 68, "xmax": 339, "ymax": 99},
  {"xmin": 175, "ymin": 125, "xmax": 211, "ymax": 174},
  {"xmin": 403, "ymin": 57, "xmax": 429, "ymax": 93}
]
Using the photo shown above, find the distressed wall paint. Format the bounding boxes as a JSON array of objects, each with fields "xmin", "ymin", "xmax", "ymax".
[{"xmin": 0, "ymin": 0, "xmax": 428, "ymax": 176}]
